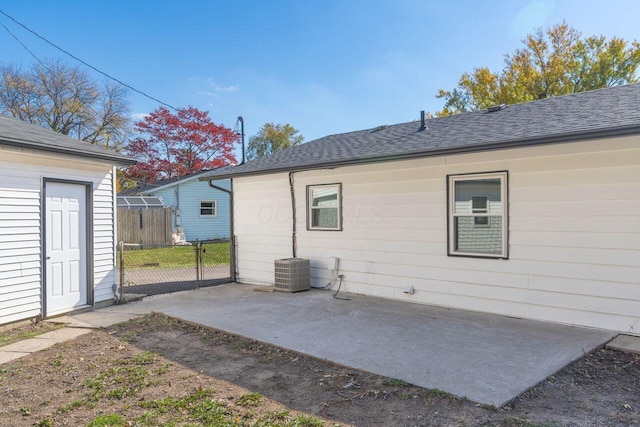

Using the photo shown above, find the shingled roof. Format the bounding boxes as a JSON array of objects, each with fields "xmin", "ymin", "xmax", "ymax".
[
  {"xmin": 0, "ymin": 115, "xmax": 135, "ymax": 165},
  {"xmin": 200, "ymin": 83, "xmax": 640, "ymax": 181},
  {"xmin": 118, "ymin": 170, "xmax": 212, "ymax": 196}
]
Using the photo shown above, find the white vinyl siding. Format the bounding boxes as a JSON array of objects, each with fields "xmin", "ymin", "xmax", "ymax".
[
  {"xmin": 234, "ymin": 175, "xmax": 293, "ymax": 285},
  {"xmin": 0, "ymin": 184, "xmax": 41, "ymax": 324},
  {"xmin": 0, "ymin": 146, "xmax": 118, "ymax": 325},
  {"xmin": 232, "ymin": 135, "xmax": 640, "ymax": 334},
  {"xmin": 93, "ymin": 169, "xmax": 117, "ymax": 304}
]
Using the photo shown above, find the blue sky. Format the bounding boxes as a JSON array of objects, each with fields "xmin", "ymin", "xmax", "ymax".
[{"xmin": 1, "ymin": 0, "xmax": 640, "ymax": 149}]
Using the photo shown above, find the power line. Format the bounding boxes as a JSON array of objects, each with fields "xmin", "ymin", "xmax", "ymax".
[
  {"xmin": 0, "ymin": 8, "xmax": 178, "ymax": 111},
  {"xmin": 0, "ymin": 20, "xmax": 48, "ymax": 68}
]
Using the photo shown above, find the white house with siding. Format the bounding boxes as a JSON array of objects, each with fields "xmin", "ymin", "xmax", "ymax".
[
  {"xmin": 0, "ymin": 115, "xmax": 135, "ymax": 326},
  {"xmin": 201, "ymin": 84, "xmax": 640, "ymax": 335},
  {"xmin": 119, "ymin": 172, "xmax": 231, "ymax": 242}
]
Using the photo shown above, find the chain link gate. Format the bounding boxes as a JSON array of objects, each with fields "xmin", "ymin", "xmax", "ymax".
[
  {"xmin": 195, "ymin": 239, "xmax": 234, "ymax": 287},
  {"xmin": 117, "ymin": 239, "xmax": 231, "ymax": 299}
]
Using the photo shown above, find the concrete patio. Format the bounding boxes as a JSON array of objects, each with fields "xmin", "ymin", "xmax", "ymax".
[{"xmin": 60, "ymin": 283, "xmax": 615, "ymax": 407}]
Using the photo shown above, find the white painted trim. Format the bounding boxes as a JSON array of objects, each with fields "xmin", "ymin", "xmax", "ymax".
[
  {"xmin": 199, "ymin": 199, "xmax": 218, "ymax": 218},
  {"xmin": 307, "ymin": 183, "xmax": 342, "ymax": 231},
  {"xmin": 448, "ymin": 171, "xmax": 508, "ymax": 258},
  {"xmin": 43, "ymin": 180, "xmax": 90, "ymax": 316},
  {"xmin": 112, "ymin": 166, "xmax": 119, "ymax": 301}
]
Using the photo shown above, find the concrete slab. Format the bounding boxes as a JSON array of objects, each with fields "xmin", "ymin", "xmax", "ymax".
[
  {"xmin": 1, "ymin": 337, "xmax": 58, "ymax": 353},
  {"xmin": 0, "ymin": 328, "xmax": 90, "ymax": 354},
  {"xmin": 607, "ymin": 335, "xmax": 640, "ymax": 354},
  {"xmin": 57, "ymin": 308, "xmax": 144, "ymax": 329},
  {"xmin": 38, "ymin": 328, "xmax": 91, "ymax": 344},
  {"xmin": 0, "ymin": 351, "xmax": 29, "ymax": 364},
  {"xmin": 127, "ymin": 284, "xmax": 614, "ymax": 406},
  {"xmin": 49, "ymin": 315, "xmax": 94, "ymax": 329}
]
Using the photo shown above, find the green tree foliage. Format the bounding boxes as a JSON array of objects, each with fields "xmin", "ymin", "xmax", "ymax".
[
  {"xmin": 436, "ymin": 22, "xmax": 640, "ymax": 116},
  {"xmin": 246, "ymin": 123, "xmax": 304, "ymax": 160},
  {"xmin": 0, "ymin": 59, "xmax": 131, "ymax": 149}
]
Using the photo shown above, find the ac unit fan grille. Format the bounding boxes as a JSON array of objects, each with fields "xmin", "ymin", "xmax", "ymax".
[{"xmin": 274, "ymin": 258, "xmax": 310, "ymax": 292}]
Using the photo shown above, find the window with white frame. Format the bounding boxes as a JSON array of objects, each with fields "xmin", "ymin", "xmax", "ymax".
[
  {"xmin": 448, "ymin": 172, "xmax": 508, "ymax": 258},
  {"xmin": 307, "ymin": 184, "xmax": 342, "ymax": 230},
  {"xmin": 199, "ymin": 200, "xmax": 217, "ymax": 217}
]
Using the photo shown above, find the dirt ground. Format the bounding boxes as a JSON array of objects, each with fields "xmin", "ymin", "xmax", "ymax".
[{"xmin": 1, "ymin": 313, "xmax": 639, "ymax": 426}]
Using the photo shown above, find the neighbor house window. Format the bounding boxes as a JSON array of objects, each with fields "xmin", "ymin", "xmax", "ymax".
[
  {"xmin": 199, "ymin": 200, "xmax": 217, "ymax": 217},
  {"xmin": 307, "ymin": 184, "xmax": 342, "ymax": 230},
  {"xmin": 448, "ymin": 172, "xmax": 508, "ymax": 258}
]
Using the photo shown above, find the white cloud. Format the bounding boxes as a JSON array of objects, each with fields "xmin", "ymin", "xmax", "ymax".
[
  {"xmin": 217, "ymin": 84, "xmax": 239, "ymax": 92},
  {"xmin": 130, "ymin": 112, "xmax": 149, "ymax": 120},
  {"xmin": 205, "ymin": 79, "xmax": 239, "ymax": 92}
]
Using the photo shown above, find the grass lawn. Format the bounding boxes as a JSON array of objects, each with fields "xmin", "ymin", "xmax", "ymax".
[
  {"xmin": 1, "ymin": 325, "xmax": 330, "ymax": 427},
  {"xmin": 120, "ymin": 242, "xmax": 230, "ymax": 269}
]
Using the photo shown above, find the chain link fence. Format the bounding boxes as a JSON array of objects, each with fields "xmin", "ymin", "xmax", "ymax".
[{"xmin": 117, "ymin": 239, "xmax": 231, "ymax": 298}]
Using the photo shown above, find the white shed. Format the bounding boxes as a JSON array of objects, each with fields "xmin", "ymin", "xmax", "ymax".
[
  {"xmin": 0, "ymin": 116, "xmax": 135, "ymax": 325},
  {"xmin": 201, "ymin": 84, "xmax": 640, "ymax": 335}
]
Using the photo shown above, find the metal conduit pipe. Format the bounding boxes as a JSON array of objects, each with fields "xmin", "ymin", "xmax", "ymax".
[{"xmin": 289, "ymin": 171, "xmax": 297, "ymax": 258}]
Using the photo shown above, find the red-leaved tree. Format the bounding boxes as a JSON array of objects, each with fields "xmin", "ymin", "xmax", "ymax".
[{"xmin": 125, "ymin": 106, "xmax": 238, "ymax": 184}]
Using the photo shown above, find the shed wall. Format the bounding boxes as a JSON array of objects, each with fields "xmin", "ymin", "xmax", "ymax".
[
  {"xmin": 233, "ymin": 136, "xmax": 640, "ymax": 333},
  {"xmin": 0, "ymin": 146, "xmax": 117, "ymax": 324}
]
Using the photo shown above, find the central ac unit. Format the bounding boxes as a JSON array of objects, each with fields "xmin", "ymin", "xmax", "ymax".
[{"xmin": 274, "ymin": 258, "xmax": 310, "ymax": 292}]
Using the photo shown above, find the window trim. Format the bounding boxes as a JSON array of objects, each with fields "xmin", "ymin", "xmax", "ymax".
[
  {"xmin": 306, "ymin": 183, "xmax": 343, "ymax": 231},
  {"xmin": 447, "ymin": 171, "xmax": 509, "ymax": 259},
  {"xmin": 199, "ymin": 199, "xmax": 218, "ymax": 218}
]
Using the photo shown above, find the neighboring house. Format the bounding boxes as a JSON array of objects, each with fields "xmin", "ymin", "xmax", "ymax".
[
  {"xmin": 119, "ymin": 171, "xmax": 230, "ymax": 242},
  {"xmin": 0, "ymin": 115, "xmax": 135, "ymax": 326},
  {"xmin": 201, "ymin": 84, "xmax": 640, "ymax": 335}
]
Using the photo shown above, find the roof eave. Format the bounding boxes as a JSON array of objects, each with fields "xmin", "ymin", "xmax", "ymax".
[
  {"xmin": 201, "ymin": 124, "xmax": 640, "ymax": 181},
  {"xmin": 0, "ymin": 138, "xmax": 137, "ymax": 166},
  {"xmin": 140, "ymin": 172, "xmax": 212, "ymax": 193}
]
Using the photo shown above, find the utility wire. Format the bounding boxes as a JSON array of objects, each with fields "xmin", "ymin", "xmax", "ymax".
[
  {"xmin": 0, "ymin": 20, "xmax": 47, "ymax": 68},
  {"xmin": 0, "ymin": 8, "xmax": 178, "ymax": 111},
  {"xmin": 0, "ymin": 8, "xmax": 241, "ymax": 157},
  {"xmin": 0, "ymin": 18, "xmax": 116, "ymax": 144}
]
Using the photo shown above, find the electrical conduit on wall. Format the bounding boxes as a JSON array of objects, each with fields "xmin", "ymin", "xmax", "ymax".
[{"xmin": 289, "ymin": 171, "xmax": 297, "ymax": 258}]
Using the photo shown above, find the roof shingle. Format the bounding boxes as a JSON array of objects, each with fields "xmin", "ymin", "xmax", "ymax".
[
  {"xmin": 119, "ymin": 170, "xmax": 212, "ymax": 195},
  {"xmin": 0, "ymin": 115, "xmax": 135, "ymax": 165},
  {"xmin": 201, "ymin": 84, "xmax": 640, "ymax": 180}
]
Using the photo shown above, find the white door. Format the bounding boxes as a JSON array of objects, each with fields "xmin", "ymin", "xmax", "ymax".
[{"xmin": 45, "ymin": 182, "xmax": 88, "ymax": 315}]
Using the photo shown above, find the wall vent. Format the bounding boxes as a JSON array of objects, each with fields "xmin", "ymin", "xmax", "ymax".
[{"xmin": 274, "ymin": 258, "xmax": 310, "ymax": 292}]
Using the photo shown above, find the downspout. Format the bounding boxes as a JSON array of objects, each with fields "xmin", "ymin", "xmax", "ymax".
[
  {"xmin": 208, "ymin": 179, "xmax": 236, "ymax": 282},
  {"xmin": 289, "ymin": 171, "xmax": 297, "ymax": 258},
  {"xmin": 174, "ymin": 176, "xmax": 181, "ymax": 227},
  {"xmin": 112, "ymin": 166, "xmax": 121, "ymax": 303}
]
